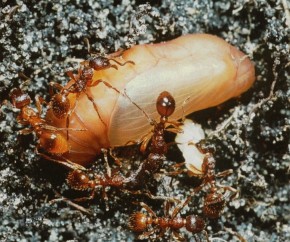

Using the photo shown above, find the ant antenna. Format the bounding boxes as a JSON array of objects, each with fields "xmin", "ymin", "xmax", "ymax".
[{"xmin": 123, "ymin": 89, "xmax": 155, "ymax": 125}]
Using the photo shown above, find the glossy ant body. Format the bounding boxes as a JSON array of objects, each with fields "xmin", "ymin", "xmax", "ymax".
[
  {"xmin": 10, "ymin": 88, "xmax": 69, "ymax": 155},
  {"xmin": 65, "ymin": 154, "xmax": 132, "ymax": 205},
  {"xmin": 81, "ymin": 37, "xmax": 135, "ymax": 71},
  {"xmin": 128, "ymin": 91, "xmax": 178, "ymax": 187},
  {"xmin": 128, "ymin": 199, "xmax": 206, "ymax": 241},
  {"xmin": 194, "ymin": 142, "xmax": 238, "ymax": 219},
  {"xmin": 10, "ymin": 88, "xmax": 86, "ymax": 170}
]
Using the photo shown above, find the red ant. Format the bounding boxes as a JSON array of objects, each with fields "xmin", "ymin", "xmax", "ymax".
[
  {"xmin": 194, "ymin": 142, "xmax": 239, "ymax": 219},
  {"xmin": 10, "ymin": 87, "xmax": 85, "ymax": 170},
  {"xmin": 49, "ymin": 41, "xmax": 135, "ymax": 139},
  {"xmin": 10, "ymin": 88, "xmax": 69, "ymax": 155},
  {"xmin": 65, "ymin": 151, "xmax": 130, "ymax": 206},
  {"xmin": 129, "ymin": 91, "xmax": 179, "ymax": 186},
  {"xmin": 128, "ymin": 199, "xmax": 206, "ymax": 241},
  {"xmin": 81, "ymin": 37, "xmax": 135, "ymax": 71}
]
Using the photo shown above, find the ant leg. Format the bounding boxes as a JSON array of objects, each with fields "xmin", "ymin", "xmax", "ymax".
[
  {"xmin": 140, "ymin": 131, "xmax": 153, "ymax": 153},
  {"xmin": 90, "ymin": 79, "xmax": 122, "ymax": 95},
  {"xmin": 50, "ymin": 192, "xmax": 92, "ymax": 215},
  {"xmin": 35, "ymin": 95, "xmax": 47, "ymax": 114},
  {"xmin": 124, "ymin": 89, "xmax": 155, "ymax": 125},
  {"xmin": 72, "ymin": 189, "xmax": 96, "ymax": 203},
  {"xmin": 202, "ymin": 230, "xmax": 210, "ymax": 242},
  {"xmin": 172, "ymin": 230, "xmax": 185, "ymax": 241},
  {"xmin": 221, "ymin": 186, "xmax": 239, "ymax": 200},
  {"xmin": 108, "ymin": 148, "xmax": 122, "ymax": 166},
  {"xmin": 41, "ymin": 124, "xmax": 87, "ymax": 132},
  {"xmin": 164, "ymin": 200, "xmax": 171, "ymax": 217},
  {"xmin": 101, "ymin": 187, "xmax": 110, "ymax": 211},
  {"xmin": 64, "ymin": 93, "xmax": 81, "ymax": 140},
  {"xmin": 19, "ymin": 127, "xmax": 33, "ymax": 135},
  {"xmin": 140, "ymin": 202, "xmax": 157, "ymax": 218},
  {"xmin": 163, "ymin": 162, "xmax": 186, "ymax": 176},
  {"xmin": 171, "ymin": 196, "xmax": 192, "ymax": 218},
  {"xmin": 101, "ymin": 148, "xmax": 112, "ymax": 177},
  {"xmin": 216, "ymin": 169, "xmax": 233, "ymax": 179},
  {"xmin": 49, "ymin": 82, "xmax": 64, "ymax": 97},
  {"xmin": 144, "ymin": 190, "xmax": 181, "ymax": 203},
  {"xmin": 84, "ymin": 91, "xmax": 107, "ymax": 128},
  {"xmin": 83, "ymin": 37, "xmax": 93, "ymax": 55},
  {"xmin": 138, "ymin": 229, "xmax": 157, "ymax": 240},
  {"xmin": 37, "ymin": 151, "xmax": 86, "ymax": 171},
  {"xmin": 66, "ymin": 70, "xmax": 77, "ymax": 80},
  {"xmin": 156, "ymin": 229, "xmax": 167, "ymax": 241},
  {"xmin": 93, "ymin": 80, "xmax": 154, "ymax": 126}
]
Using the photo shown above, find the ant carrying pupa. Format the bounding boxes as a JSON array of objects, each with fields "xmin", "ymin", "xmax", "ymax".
[
  {"xmin": 50, "ymin": 91, "xmax": 180, "ymax": 209},
  {"xmin": 9, "ymin": 84, "xmax": 84, "ymax": 171},
  {"xmin": 174, "ymin": 123, "xmax": 239, "ymax": 219},
  {"xmin": 48, "ymin": 38, "xmax": 135, "ymax": 141}
]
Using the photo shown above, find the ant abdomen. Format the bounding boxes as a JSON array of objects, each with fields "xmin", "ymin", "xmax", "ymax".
[
  {"xmin": 128, "ymin": 212, "xmax": 149, "ymax": 232},
  {"xmin": 39, "ymin": 131, "xmax": 69, "ymax": 154},
  {"xmin": 67, "ymin": 170, "xmax": 95, "ymax": 191}
]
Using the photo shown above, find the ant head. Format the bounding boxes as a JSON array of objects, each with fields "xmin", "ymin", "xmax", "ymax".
[
  {"xmin": 203, "ymin": 192, "xmax": 225, "ymax": 219},
  {"xmin": 156, "ymin": 91, "xmax": 175, "ymax": 118},
  {"xmin": 185, "ymin": 215, "xmax": 205, "ymax": 233},
  {"xmin": 88, "ymin": 56, "xmax": 110, "ymax": 71},
  {"xmin": 10, "ymin": 88, "xmax": 31, "ymax": 109},
  {"xmin": 67, "ymin": 170, "xmax": 95, "ymax": 191},
  {"xmin": 128, "ymin": 212, "xmax": 148, "ymax": 232}
]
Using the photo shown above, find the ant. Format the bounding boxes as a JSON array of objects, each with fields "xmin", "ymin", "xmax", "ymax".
[
  {"xmin": 123, "ymin": 91, "xmax": 182, "ymax": 189},
  {"xmin": 49, "ymin": 40, "xmax": 135, "ymax": 139},
  {"xmin": 10, "ymin": 87, "xmax": 69, "ymax": 155},
  {"xmin": 193, "ymin": 141, "xmax": 239, "ymax": 219},
  {"xmin": 65, "ymin": 150, "xmax": 131, "ymax": 207},
  {"xmin": 81, "ymin": 37, "xmax": 135, "ymax": 71},
  {"xmin": 10, "ymin": 87, "xmax": 85, "ymax": 170},
  {"xmin": 128, "ymin": 199, "xmax": 206, "ymax": 241}
]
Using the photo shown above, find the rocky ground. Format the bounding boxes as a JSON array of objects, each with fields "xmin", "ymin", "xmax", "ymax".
[{"xmin": 0, "ymin": 0, "xmax": 289, "ymax": 241}]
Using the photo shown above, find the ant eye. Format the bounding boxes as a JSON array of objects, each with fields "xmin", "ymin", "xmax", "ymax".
[{"xmin": 156, "ymin": 91, "xmax": 175, "ymax": 117}]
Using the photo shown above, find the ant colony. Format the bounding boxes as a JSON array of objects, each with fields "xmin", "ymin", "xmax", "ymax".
[{"xmin": 10, "ymin": 34, "xmax": 255, "ymax": 241}]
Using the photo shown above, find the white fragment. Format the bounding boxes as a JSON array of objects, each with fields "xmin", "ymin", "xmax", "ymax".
[{"xmin": 175, "ymin": 119, "xmax": 206, "ymax": 176}]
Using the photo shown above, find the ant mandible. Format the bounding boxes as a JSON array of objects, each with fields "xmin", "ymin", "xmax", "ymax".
[
  {"xmin": 194, "ymin": 142, "xmax": 239, "ymax": 219},
  {"xmin": 128, "ymin": 199, "xmax": 206, "ymax": 241}
]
